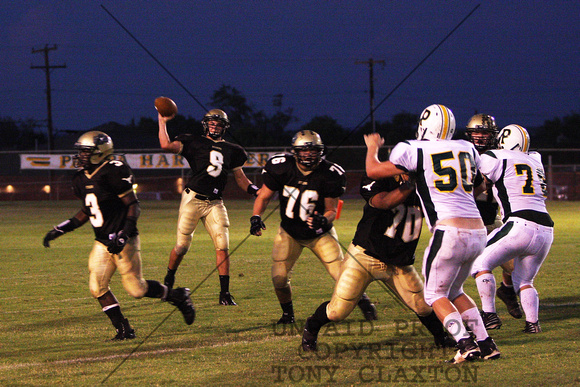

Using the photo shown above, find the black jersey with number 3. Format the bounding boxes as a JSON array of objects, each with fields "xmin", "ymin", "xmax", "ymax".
[
  {"xmin": 262, "ymin": 154, "xmax": 346, "ymax": 240},
  {"xmin": 177, "ymin": 134, "xmax": 248, "ymax": 199},
  {"xmin": 352, "ymin": 174, "xmax": 423, "ymax": 266},
  {"xmin": 72, "ymin": 160, "xmax": 136, "ymax": 244}
]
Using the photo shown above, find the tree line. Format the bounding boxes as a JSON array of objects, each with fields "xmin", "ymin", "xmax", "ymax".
[{"xmin": 1, "ymin": 85, "xmax": 578, "ymax": 151}]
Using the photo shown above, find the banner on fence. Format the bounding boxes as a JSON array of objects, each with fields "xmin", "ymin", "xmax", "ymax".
[{"xmin": 20, "ymin": 151, "xmax": 281, "ymax": 170}]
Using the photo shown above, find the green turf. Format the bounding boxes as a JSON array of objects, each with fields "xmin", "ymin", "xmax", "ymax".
[{"xmin": 0, "ymin": 200, "xmax": 578, "ymax": 386}]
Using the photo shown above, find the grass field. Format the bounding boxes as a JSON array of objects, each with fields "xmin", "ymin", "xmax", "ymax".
[{"xmin": 1, "ymin": 199, "xmax": 579, "ymax": 386}]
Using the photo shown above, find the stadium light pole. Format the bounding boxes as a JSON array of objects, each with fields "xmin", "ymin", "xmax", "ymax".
[{"xmin": 356, "ymin": 58, "xmax": 385, "ymax": 133}]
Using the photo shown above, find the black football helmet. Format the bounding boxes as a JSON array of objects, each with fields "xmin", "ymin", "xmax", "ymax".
[
  {"xmin": 291, "ymin": 130, "xmax": 325, "ymax": 169},
  {"xmin": 201, "ymin": 109, "xmax": 230, "ymax": 140},
  {"xmin": 73, "ymin": 131, "xmax": 114, "ymax": 170},
  {"xmin": 466, "ymin": 114, "xmax": 499, "ymax": 152}
]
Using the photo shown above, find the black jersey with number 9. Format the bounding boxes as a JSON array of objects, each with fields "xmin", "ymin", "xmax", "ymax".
[{"xmin": 177, "ymin": 134, "xmax": 248, "ymax": 199}]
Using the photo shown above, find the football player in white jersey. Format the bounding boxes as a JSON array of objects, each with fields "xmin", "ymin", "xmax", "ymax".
[
  {"xmin": 365, "ymin": 104, "xmax": 500, "ymax": 364},
  {"xmin": 471, "ymin": 125, "xmax": 554, "ymax": 334},
  {"xmin": 466, "ymin": 114, "xmax": 523, "ymax": 326}
]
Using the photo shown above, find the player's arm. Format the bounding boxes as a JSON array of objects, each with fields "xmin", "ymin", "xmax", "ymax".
[
  {"xmin": 106, "ymin": 191, "xmax": 140, "ymax": 255},
  {"xmin": 233, "ymin": 168, "xmax": 260, "ymax": 197},
  {"xmin": 307, "ymin": 197, "xmax": 339, "ymax": 229},
  {"xmin": 43, "ymin": 209, "xmax": 89, "ymax": 247},
  {"xmin": 364, "ymin": 133, "xmax": 405, "ymax": 179},
  {"xmin": 158, "ymin": 113, "xmax": 182, "ymax": 154},
  {"xmin": 369, "ymin": 179, "xmax": 416, "ymax": 210},
  {"xmin": 249, "ymin": 184, "xmax": 276, "ymax": 236}
]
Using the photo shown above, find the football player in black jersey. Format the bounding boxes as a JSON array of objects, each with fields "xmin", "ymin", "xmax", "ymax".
[
  {"xmin": 250, "ymin": 130, "xmax": 377, "ymax": 324},
  {"xmin": 466, "ymin": 114, "xmax": 523, "ymax": 325},
  {"xmin": 301, "ymin": 173, "xmax": 455, "ymax": 351},
  {"xmin": 158, "ymin": 109, "xmax": 260, "ymax": 305},
  {"xmin": 43, "ymin": 131, "xmax": 196, "ymax": 341}
]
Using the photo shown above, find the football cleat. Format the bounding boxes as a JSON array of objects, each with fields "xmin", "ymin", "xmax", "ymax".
[
  {"xmin": 447, "ymin": 337, "xmax": 480, "ymax": 364},
  {"xmin": 357, "ymin": 294, "xmax": 378, "ymax": 321},
  {"xmin": 302, "ymin": 318, "xmax": 319, "ymax": 352},
  {"xmin": 481, "ymin": 311, "xmax": 502, "ymax": 330},
  {"xmin": 523, "ymin": 321, "xmax": 542, "ymax": 333},
  {"xmin": 219, "ymin": 291, "xmax": 237, "ymax": 306},
  {"xmin": 478, "ymin": 337, "xmax": 501, "ymax": 360},
  {"xmin": 167, "ymin": 287, "xmax": 196, "ymax": 325},
  {"xmin": 277, "ymin": 312, "xmax": 295, "ymax": 324},
  {"xmin": 111, "ymin": 318, "xmax": 136, "ymax": 341},
  {"xmin": 496, "ymin": 283, "xmax": 523, "ymax": 319}
]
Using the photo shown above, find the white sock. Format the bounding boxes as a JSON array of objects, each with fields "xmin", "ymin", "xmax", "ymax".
[
  {"xmin": 519, "ymin": 287, "xmax": 539, "ymax": 323},
  {"xmin": 444, "ymin": 311, "xmax": 470, "ymax": 342},
  {"xmin": 475, "ymin": 273, "xmax": 496, "ymax": 313},
  {"xmin": 461, "ymin": 307, "xmax": 489, "ymax": 342}
]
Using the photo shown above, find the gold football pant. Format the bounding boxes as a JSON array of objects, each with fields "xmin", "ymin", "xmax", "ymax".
[
  {"xmin": 271, "ymin": 227, "xmax": 343, "ymax": 290},
  {"xmin": 175, "ymin": 189, "xmax": 230, "ymax": 255},
  {"xmin": 326, "ymin": 243, "xmax": 431, "ymax": 321},
  {"xmin": 88, "ymin": 236, "xmax": 148, "ymax": 299}
]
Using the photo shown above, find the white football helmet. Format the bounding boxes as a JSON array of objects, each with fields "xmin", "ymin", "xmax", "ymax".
[
  {"xmin": 73, "ymin": 131, "xmax": 114, "ymax": 169},
  {"xmin": 497, "ymin": 124, "xmax": 530, "ymax": 152},
  {"xmin": 416, "ymin": 104, "xmax": 456, "ymax": 140}
]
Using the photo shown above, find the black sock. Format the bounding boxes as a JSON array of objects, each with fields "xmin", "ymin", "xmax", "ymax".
[
  {"xmin": 417, "ymin": 311, "xmax": 446, "ymax": 339},
  {"xmin": 144, "ymin": 280, "xmax": 166, "ymax": 298},
  {"xmin": 103, "ymin": 305, "xmax": 124, "ymax": 329},
  {"xmin": 219, "ymin": 275, "xmax": 230, "ymax": 293},
  {"xmin": 280, "ymin": 301, "xmax": 294, "ymax": 316},
  {"xmin": 306, "ymin": 301, "xmax": 331, "ymax": 334}
]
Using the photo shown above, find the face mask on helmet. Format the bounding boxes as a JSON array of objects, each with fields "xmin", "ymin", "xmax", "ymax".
[
  {"xmin": 416, "ymin": 104, "xmax": 456, "ymax": 141},
  {"xmin": 466, "ymin": 114, "xmax": 499, "ymax": 152},
  {"xmin": 73, "ymin": 131, "xmax": 114, "ymax": 169},
  {"xmin": 497, "ymin": 124, "xmax": 530, "ymax": 153},
  {"xmin": 202, "ymin": 109, "xmax": 230, "ymax": 139},
  {"xmin": 291, "ymin": 130, "xmax": 325, "ymax": 169}
]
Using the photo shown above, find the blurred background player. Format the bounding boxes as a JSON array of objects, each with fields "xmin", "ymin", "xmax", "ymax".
[
  {"xmin": 158, "ymin": 109, "xmax": 260, "ymax": 305},
  {"xmin": 302, "ymin": 173, "xmax": 455, "ymax": 351},
  {"xmin": 365, "ymin": 104, "xmax": 500, "ymax": 364},
  {"xmin": 43, "ymin": 131, "xmax": 195, "ymax": 340},
  {"xmin": 250, "ymin": 130, "xmax": 377, "ymax": 324},
  {"xmin": 472, "ymin": 125, "xmax": 554, "ymax": 333}
]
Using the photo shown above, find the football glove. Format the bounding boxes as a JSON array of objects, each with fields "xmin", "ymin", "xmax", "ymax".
[
  {"xmin": 43, "ymin": 217, "xmax": 82, "ymax": 247},
  {"xmin": 250, "ymin": 215, "xmax": 266, "ymax": 236},
  {"xmin": 309, "ymin": 212, "xmax": 328, "ymax": 229},
  {"xmin": 43, "ymin": 227, "xmax": 65, "ymax": 248},
  {"xmin": 246, "ymin": 184, "xmax": 259, "ymax": 197},
  {"xmin": 107, "ymin": 230, "xmax": 128, "ymax": 254}
]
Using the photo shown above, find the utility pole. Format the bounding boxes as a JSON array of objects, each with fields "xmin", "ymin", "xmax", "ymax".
[
  {"xmin": 31, "ymin": 44, "xmax": 66, "ymax": 152},
  {"xmin": 31, "ymin": 44, "xmax": 66, "ymax": 201},
  {"xmin": 356, "ymin": 58, "xmax": 384, "ymax": 132}
]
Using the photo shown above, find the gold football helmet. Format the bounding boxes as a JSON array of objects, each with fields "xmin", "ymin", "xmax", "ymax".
[
  {"xmin": 73, "ymin": 131, "xmax": 114, "ymax": 169},
  {"xmin": 202, "ymin": 109, "xmax": 230, "ymax": 139},
  {"xmin": 466, "ymin": 114, "xmax": 499, "ymax": 152},
  {"xmin": 291, "ymin": 130, "xmax": 325, "ymax": 168}
]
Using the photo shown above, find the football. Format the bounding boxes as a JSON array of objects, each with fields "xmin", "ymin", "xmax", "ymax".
[{"xmin": 154, "ymin": 96, "xmax": 178, "ymax": 117}]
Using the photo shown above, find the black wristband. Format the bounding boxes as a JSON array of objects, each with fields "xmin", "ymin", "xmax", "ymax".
[{"xmin": 247, "ymin": 184, "xmax": 259, "ymax": 196}]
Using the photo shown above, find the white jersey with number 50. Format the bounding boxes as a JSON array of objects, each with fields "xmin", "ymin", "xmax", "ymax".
[
  {"xmin": 389, "ymin": 139, "xmax": 482, "ymax": 231},
  {"xmin": 480, "ymin": 150, "xmax": 548, "ymax": 220}
]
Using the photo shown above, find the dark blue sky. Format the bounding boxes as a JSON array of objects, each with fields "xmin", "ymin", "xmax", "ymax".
[{"xmin": 1, "ymin": 1, "xmax": 578, "ymax": 138}]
